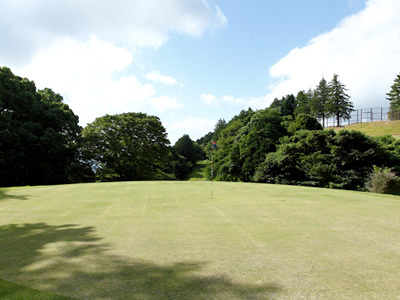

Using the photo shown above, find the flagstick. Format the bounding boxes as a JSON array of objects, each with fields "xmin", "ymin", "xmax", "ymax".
[{"xmin": 211, "ymin": 148, "xmax": 214, "ymax": 200}]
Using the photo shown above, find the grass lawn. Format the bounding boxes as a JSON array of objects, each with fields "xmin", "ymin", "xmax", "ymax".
[
  {"xmin": 331, "ymin": 120, "xmax": 400, "ymax": 139},
  {"xmin": 0, "ymin": 278, "xmax": 71, "ymax": 299},
  {"xmin": 1, "ymin": 181, "xmax": 400, "ymax": 299}
]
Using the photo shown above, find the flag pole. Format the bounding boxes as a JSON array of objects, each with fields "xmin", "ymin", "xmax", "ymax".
[
  {"xmin": 211, "ymin": 140, "xmax": 217, "ymax": 200},
  {"xmin": 211, "ymin": 147, "xmax": 214, "ymax": 200}
]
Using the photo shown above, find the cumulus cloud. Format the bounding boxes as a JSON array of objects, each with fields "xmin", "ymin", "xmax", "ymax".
[
  {"xmin": 167, "ymin": 116, "xmax": 216, "ymax": 143},
  {"xmin": 267, "ymin": 0, "xmax": 400, "ymax": 108},
  {"xmin": 146, "ymin": 71, "xmax": 183, "ymax": 86},
  {"xmin": 0, "ymin": 0, "xmax": 227, "ymax": 63},
  {"xmin": 14, "ymin": 36, "xmax": 181, "ymax": 125},
  {"xmin": 149, "ymin": 96, "xmax": 182, "ymax": 112},
  {"xmin": 1, "ymin": 0, "xmax": 226, "ymax": 125},
  {"xmin": 201, "ymin": 93, "xmax": 268, "ymax": 109}
]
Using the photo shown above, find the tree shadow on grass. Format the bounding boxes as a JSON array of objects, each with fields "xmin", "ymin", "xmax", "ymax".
[
  {"xmin": 0, "ymin": 223, "xmax": 282, "ymax": 299},
  {"xmin": 0, "ymin": 189, "xmax": 29, "ymax": 201}
]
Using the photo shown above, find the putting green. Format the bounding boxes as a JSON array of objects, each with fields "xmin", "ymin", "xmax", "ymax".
[{"xmin": 1, "ymin": 181, "xmax": 399, "ymax": 299}]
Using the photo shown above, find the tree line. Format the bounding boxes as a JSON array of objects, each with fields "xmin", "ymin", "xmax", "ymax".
[
  {"xmin": 0, "ymin": 67, "xmax": 204, "ymax": 186},
  {"xmin": 270, "ymin": 74, "xmax": 353, "ymax": 127},
  {"xmin": 196, "ymin": 74, "xmax": 400, "ymax": 193},
  {"xmin": 1, "ymin": 66, "xmax": 400, "ymax": 190},
  {"xmin": 197, "ymin": 108, "xmax": 400, "ymax": 192}
]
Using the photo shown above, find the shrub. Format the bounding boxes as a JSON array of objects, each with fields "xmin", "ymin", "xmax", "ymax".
[{"xmin": 366, "ymin": 166, "xmax": 400, "ymax": 195}]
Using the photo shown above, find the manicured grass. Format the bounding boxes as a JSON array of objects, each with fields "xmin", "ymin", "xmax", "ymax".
[
  {"xmin": 1, "ymin": 182, "xmax": 400, "ymax": 299},
  {"xmin": 332, "ymin": 120, "xmax": 400, "ymax": 138}
]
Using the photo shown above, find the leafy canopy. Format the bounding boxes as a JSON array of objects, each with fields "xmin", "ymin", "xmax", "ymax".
[{"xmin": 82, "ymin": 112, "xmax": 170, "ymax": 181}]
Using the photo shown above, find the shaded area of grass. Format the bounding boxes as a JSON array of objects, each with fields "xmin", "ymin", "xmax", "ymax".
[
  {"xmin": 0, "ymin": 222, "xmax": 281, "ymax": 299},
  {"xmin": 0, "ymin": 279, "xmax": 71, "ymax": 300},
  {"xmin": 0, "ymin": 189, "xmax": 28, "ymax": 201}
]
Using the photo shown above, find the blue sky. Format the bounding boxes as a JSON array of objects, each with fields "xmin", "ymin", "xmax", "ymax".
[{"xmin": 1, "ymin": 0, "xmax": 399, "ymax": 144}]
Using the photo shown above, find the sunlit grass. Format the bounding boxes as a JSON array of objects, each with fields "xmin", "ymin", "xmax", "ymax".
[
  {"xmin": 331, "ymin": 120, "xmax": 400, "ymax": 138},
  {"xmin": 1, "ymin": 181, "xmax": 400, "ymax": 299}
]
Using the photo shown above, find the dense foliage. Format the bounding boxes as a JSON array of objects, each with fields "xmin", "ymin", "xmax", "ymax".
[
  {"xmin": 254, "ymin": 130, "xmax": 390, "ymax": 190},
  {"xmin": 2, "ymin": 66, "xmax": 399, "ymax": 193},
  {"xmin": 203, "ymin": 106, "xmax": 400, "ymax": 192},
  {"xmin": 168, "ymin": 134, "xmax": 205, "ymax": 179},
  {"xmin": 82, "ymin": 113, "xmax": 171, "ymax": 181},
  {"xmin": 0, "ymin": 67, "xmax": 87, "ymax": 186},
  {"xmin": 387, "ymin": 73, "xmax": 400, "ymax": 120}
]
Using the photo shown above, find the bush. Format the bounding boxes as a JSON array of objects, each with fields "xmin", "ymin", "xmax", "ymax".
[{"xmin": 366, "ymin": 166, "xmax": 400, "ymax": 195}]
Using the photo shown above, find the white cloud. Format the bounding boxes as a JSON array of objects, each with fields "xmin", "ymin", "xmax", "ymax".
[
  {"xmin": 146, "ymin": 71, "xmax": 183, "ymax": 86},
  {"xmin": 149, "ymin": 96, "xmax": 182, "ymax": 112},
  {"xmin": 0, "ymin": 0, "xmax": 227, "ymax": 63},
  {"xmin": 267, "ymin": 0, "xmax": 400, "ymax": 109},
  {"xmin": 201, "ymin": 93, "xmax": 268, "ymax": 109},
  {"xmin": 1, "ymin": 1, "xmax": 226, "ymax": 126},
  {"xmin": 200, "ymin": 94, "xmax": 218, "ymax": 105},
  {"xmin": 14, "ymin": 36, "xmax": 182, "ymax": 125},
  {"xmin": 167, "ymin": 116, "xmax": 216, "ymax": 143}
]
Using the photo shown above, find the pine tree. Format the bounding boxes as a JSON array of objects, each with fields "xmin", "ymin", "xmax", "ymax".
[
  {"xmin": 310, "ymin": 77, "xmax": 330, "ymax": 127},
  {"xmin": 294, "ymin": 89, "xmax": 313, "ymax": 116},
  {"xmin": 387, "ymin": 73, "xmax": 400, "ymax": 120},
  {"xmin": 327, "ymin": 74, "xmax": 353, "ymax": 127}
]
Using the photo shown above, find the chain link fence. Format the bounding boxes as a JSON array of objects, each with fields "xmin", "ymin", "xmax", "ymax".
[{"xmin": 321, "ymin": 107, "xmax": 400, "ymax": 128}]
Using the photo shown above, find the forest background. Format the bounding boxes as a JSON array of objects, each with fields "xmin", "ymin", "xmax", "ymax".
[{"xmin": 1, "ymin": 66, "xmax": 400, "ymax": 194}]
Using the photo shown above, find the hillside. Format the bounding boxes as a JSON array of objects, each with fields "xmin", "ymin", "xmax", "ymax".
[
  {"xmin": 331, "ymin": 120, "xmax": 400, "ymax": 138},
  {"xmin": 1, "ymin": 181, "xmax": 400, "ymax": 299}
]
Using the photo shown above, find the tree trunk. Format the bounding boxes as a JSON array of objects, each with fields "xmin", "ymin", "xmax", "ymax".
[{"xmin": 336, "ymin": 113, "xmax": 340, "ymax": 127}]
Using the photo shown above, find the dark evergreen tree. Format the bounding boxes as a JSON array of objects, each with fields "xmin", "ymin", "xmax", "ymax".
[
  {"xmin": 281, "ymin": 94, "xmax": 296, "ymax": 116},
  {"xmin": 310, "ymin": 77, "xmax": 329, "ymax": 127},
  {"xmin": 327, "ymin": 74, "xmax": 353, "ymax": 127},
  {"xmin": 269, "ymin": 95, "xmax": 296, "ymax": 116},
  {"xmin": 294, "ymin": 90, "xmax": 313, "ymax": 116},
  {"xmin": 387, "ymin": 73, "xmax": 400, "ymax": 120}
]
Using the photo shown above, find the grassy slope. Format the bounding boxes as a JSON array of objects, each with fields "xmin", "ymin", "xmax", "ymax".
[
  {"xmin": 332, "ymin": 120, "xmax": 400, "ymax": 138},
  {"xmin": 1, "ymin": 182, "xmax": 400, "ymax": 299},
  {"xmin": 187, "ymin": 160, "xmax": 208, "ymax": 181}
]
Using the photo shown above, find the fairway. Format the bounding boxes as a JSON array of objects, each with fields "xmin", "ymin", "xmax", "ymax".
[{"xmin": 1, "ymin": 182, "xmax": 400, "ymax": 299}]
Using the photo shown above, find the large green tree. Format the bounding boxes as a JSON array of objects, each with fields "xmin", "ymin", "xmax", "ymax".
[
  {"xmin": 387, "ymin": 73, "xmax": 400, "ymax": 120},
  {"xmin": 82, "ymin": 113, "xmax": 170, "ymax": 181},
  {"xmin": 327, "ymin": 74, "xmax": 353, "ymax": 127},
  {"xmin": 235, "ymin": 108, "xmax": 286, "ymax": 181},
  {"xmin": 294, "ymin": 90, "xmax": 313, "ymax": 116},
  {"xmin": 173, "ymin": 134, "xmax": 201, "ymax": 165},
  {"xmin": 0, "ymin": 67, "xmax": 84, "ymax": 186},
  {"xmin": 310, "ymin": 77, "xmax": 330, "ymax": 127},
  {"xmin": 270, "ymin": 94, "xmax": 296, "ymax": 116}
]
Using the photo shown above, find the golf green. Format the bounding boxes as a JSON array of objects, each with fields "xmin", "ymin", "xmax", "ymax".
[{"xmin": 1, "ymin": 181, "xmax": 399, "ymax": 299}]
